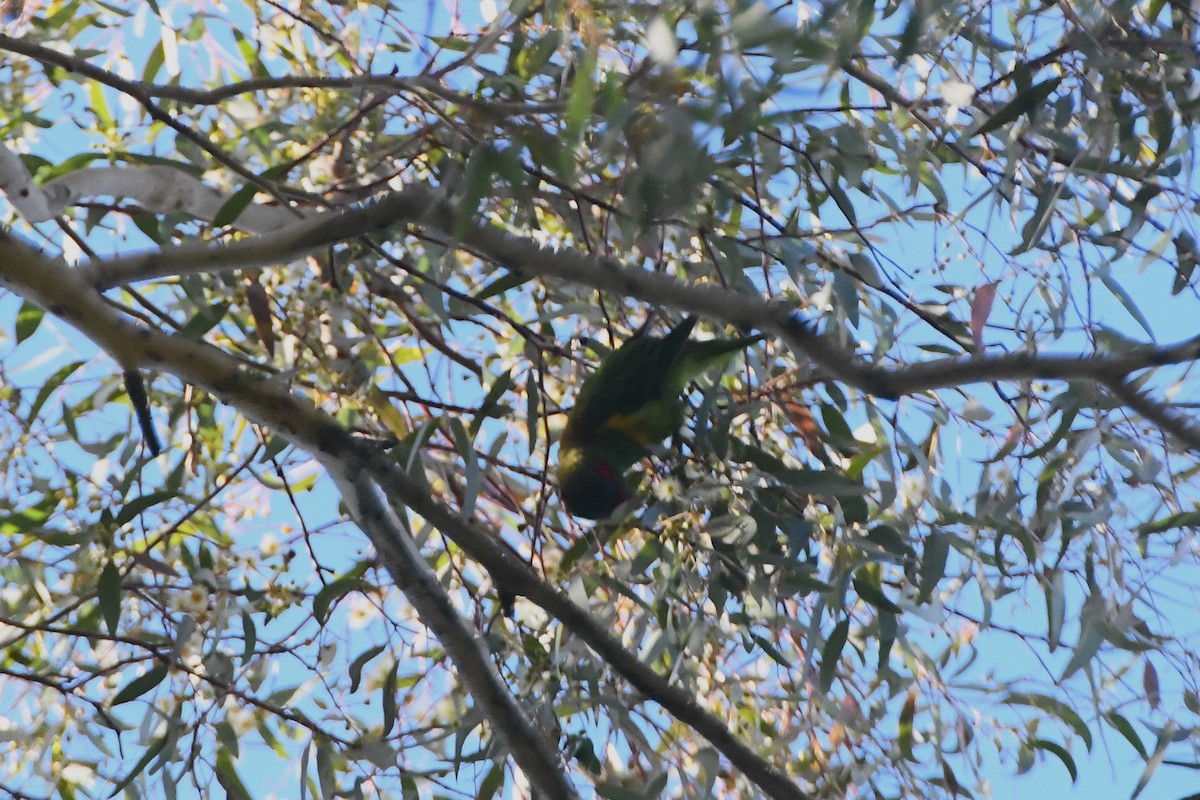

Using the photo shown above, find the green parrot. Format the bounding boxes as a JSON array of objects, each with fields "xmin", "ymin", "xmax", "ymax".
[{"xmin": 558, "ymin": 316, "xmax": 765, "ymax": 519}]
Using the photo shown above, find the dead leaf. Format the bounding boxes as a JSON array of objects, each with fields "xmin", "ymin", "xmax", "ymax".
[
  {"xmin": 246, "ymin": 277, "xmax": 276, "ymax": 357},
  {"xmin": 970, "ymin": 281, "xmax": 999, "ymax": 353},
  {"xmin": 1144, "ymin": 659, "xmax": 1160, "ymax": 710}
]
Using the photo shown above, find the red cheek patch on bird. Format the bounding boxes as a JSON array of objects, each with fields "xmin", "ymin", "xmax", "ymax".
[{"xmin": 593, "ymin": 458, "xmax": 630, "ymax": 502}]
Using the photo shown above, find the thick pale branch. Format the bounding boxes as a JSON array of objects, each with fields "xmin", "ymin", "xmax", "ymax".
[
  {"xmin": 0, "ymin": 143, "xmax": 54, "ymax": 219},
  {"xmin": 0, "ymin": 230, "xmax": 810, "ymax": 800},
  {"xmin": 0, "ymin": 152, "xmax": 298, "ymax": 231}
]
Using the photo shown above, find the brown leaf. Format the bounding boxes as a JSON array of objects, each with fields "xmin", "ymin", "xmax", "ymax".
[
  {"xmin": 246, "ymin": 277, "xmax": 276, "ymax": 357},
  {"xmin": 970, "ymin": 281, "xmax": 999, "ymax": 353},
  {"xmin": 828, "ymin": 721, "xmax": 845, "ymax": 750},
  {"xmin": 899, "ymin": 688, "xmax": 917, "ymax": 762},
  {"xmin": 780, "ymin": 392, "xmax": 824, "ymax": 453},
  {"xmin": 1143, "ymin": 659, "xmax": 1160, "ymax": 710},
  {"xmin": 838, "ymin": 694, "xmax": 863, "ymax": 726}
]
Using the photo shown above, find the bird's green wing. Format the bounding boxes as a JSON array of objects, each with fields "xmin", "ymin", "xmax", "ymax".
[
  {"xmin": 565, "ymin": 317, "xmax": 697, "ymax": 443},
  {"xmin": 675, "ymin": 333, "xmax": 767, "ymax": 392}
]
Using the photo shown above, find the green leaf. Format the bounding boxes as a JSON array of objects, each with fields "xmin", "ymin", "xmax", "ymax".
[
  {"xmin": 972, "ymin": 76, "xmax": 1063, "ymax": 137},
  {"xmin": 15, "ymin": 301, "xmax": 44, "ymax": 344},
  {"xmin": 27, "ymin": 361, "xmax": 84, "ymax": 425},
  {"xmin": 825, "ymin": 178, "xmax": 857, "ymax": 226},
  {"xmin": 819, "ymin": 619, "xmax": 849, "ymax": 693},
  {"xmin": 597, "ymin": 783, "xmax": 651, "ymax": 800},
  {"xmin": 241, "ymin": 610, "xmax": 257, "ymax": 662},
  {"xmin": 449, "ymin": 417, "xmax": 481, "ymax": 517},
  {"xmin": 428, "ymin": 35, "xmax": 471, "ymax": 51},
  {"xmin": 107, "ymin": 734, "xmax": 169, "ymax": 797},
  {"xmin": 1015, "ymin": 180, "xmax": 1061, "ymax": 253},
  {"xmin": 526, "ymin": 370, "xmax": 540, "ymax": 456},
  {"xmin": 0, "ymin": 495, "xmax": 60, "ymax": 534},
  {"xmin": 181, "ymin": 302, "xmax": 230, "ymax": 338},
  {"xmin": 732, "ymin": 441, "xmax": 868, "ymax": 494},
  {"xmin": 259, "ymin": 435, "xmax": 291, "ymax": 463},
  {"xmin": 750, "ymin": 631, "xmax": 794, "ymax": 670},
  {"xmin": 562, "ymin": 47, "xmax": 598, "ymax": 175},
  {"xmin": 1099, "ymin": 268, "xmax": 1155, "ymax": 340},
  {"xmin": 1104, "ymin": 711, "xmax": 1147, "ymax": 758},
  {"xmin": 112, "ymin": 664, "xmax": 168, "ymax": 705},
  {"xmin": 36, "ymin": 152, "xmax": 104, "ymax": 183},
  {"xmin": 475, "ymin": 271, "xmax": 532, "ymax": 300},
  {"xmin": 215, "ymin": 750, "xmax": 253, "ymax": 800},
  {"xmin": 852, "ymin": 565, "xmax": 902, "ymax": 613},
  {"xmin": 114, "ymin": 491, "xmax": 176, "ymax": 527},
  {"xmin": 1003, "ymin": 692, "xmax": 1093, "ymax": 750},
  {"xmin": 1061, "ymin": 615, "xmax": 1104, "ymax": 680},
  {"xmin": 514, "ymin": 31, "xmax": 561, "ymax": 78},
  {"xmin": 832, "ymin": 269, "xmax": 860, "ymax": 328},
  {"xmin": 878, "ymin": 611, "xmax": 897, "ymax": 671},
  {"xmin": 349, "ymin": 644, "xmax": 386, "ymax": 693},
  {"xmin": 867, "ymin": 524, "xmax": 915, "ymax": 560},
  {"xmin": 895, "ymin": 6, "xmax": 926, "ymax": 64},
  {"xmin": 1149, "ymin": 105, "xmax": 1174, "ymax": 164},
  {"xmin": 1030, "ymin": 738, "xmax": 1077, "ymax": 782},
  {"xmin": 97, "ymin": 560, "xmax": 121, "ymax": 635},
  {"xmin": 382, "ymin": 659, "xmax": 399, "ymax": 735},
  {"xmin": 1173, "ymin": 231, "xmax": 1197, "ymax": 295},
  {"xmin": 317, "ymin": 736, "xmax": 337, "ymax": 800},
  {"xmin": 918, "ymin": 530, "xmax": 948, "ymax": 601},
  {"xmin": 213, "ymin": 183, "xmax": 259, "ymax": 228},
  {"xmin": 472, "ymin": 369, "xmax": 513, "ymax": 436},
  {"xmin": 819, "ymin": 404, "xmax": 858, "ymax": 450},
  {"xmin": 707, "ymin": 514, "xmax": 757, "ymax": 545},
  {"xmin": 142, "ymin": 40, "xmax": 165, "ymax": 82},
  {"xmin": 230, "ymin": 27, "xmax": 269, "ymax": 77},
  {"xmin": 1045, "ymin": 569, "xmax": 1065, "ymax": 651},
  {"xmin": 459, "ymin": 145, "xmax": 502, "ymax": 222},
  {"xmin": 1137, "ymin": 510, "xmax": 1200, "ymax": 535},
  {"xmin": 131, "ymin": 211, "xmax": 165, "ymax": 244},
  {"xmin": 840, "ymin": 494, "xmax": 868, "ymax": 525},
  {"xmin": 1019, "ymin": 403, "xmax": 1079, "ymax": 459},
  {"xmin": 312, "ymin": 575, "xmax": 371, "ymax": 624},
  {"xmin": 477, "ymin": 762, "xmax": 504, "ymax": 800},
  {"xmin": 89, "ymin": 80, "xmax": 113, "ymax": 130},
  {"xmin": 1131, "ymin": 721, "xmax": 1178, "ymax": 799}
]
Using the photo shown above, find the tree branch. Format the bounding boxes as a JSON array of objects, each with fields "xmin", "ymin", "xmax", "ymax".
[
  {"xmin": 0, "ymin": 229, "xmax": 579, "ymax": 800},
  {"xmin": 0, "ymin": 32, "xmax": 558, "ymax": 115},
  {"xmin": 361, "ymin": 448, "xmax": 814, "ymax": 800},
  {"xmin": 0, "ymin": 33, "xmax": 297, "ymax": 205},
  {"xmin": 78, "ymin": 184, "xmax": 1200, "ymax": 411},
  {"xmin": 0, "ymin": 229, "xmax": 812, "ymax": 800},
  {"xmin": 1104, "ymin": 377, "xmax": 1200, "ymax": 452},
  {"xmin": 327, "ymin": 463, "xmax": 579, "ymax": 799}
]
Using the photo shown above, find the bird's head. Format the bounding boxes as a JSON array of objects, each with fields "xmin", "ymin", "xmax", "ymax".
[{"xmin": 558, "ymin": 445, "xmax": 632, "ymax": 520}]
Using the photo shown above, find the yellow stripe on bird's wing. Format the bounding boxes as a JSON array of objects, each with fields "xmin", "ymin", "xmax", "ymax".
[{"xmin": 599, "ymin": 413, "xmax": 654, "ymax": 445}]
